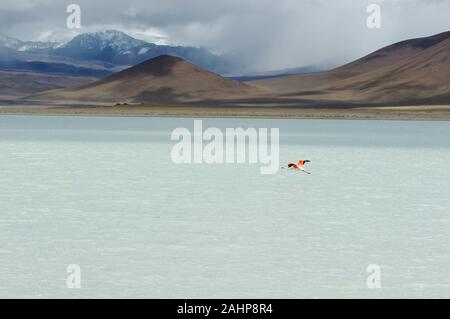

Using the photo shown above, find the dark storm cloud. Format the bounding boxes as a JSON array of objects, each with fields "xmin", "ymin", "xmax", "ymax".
[{"xmin": 1, "ymin": 0, "xmax": 449, "ymax": 71}]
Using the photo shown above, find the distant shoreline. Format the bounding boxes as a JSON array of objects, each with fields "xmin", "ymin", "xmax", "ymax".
[{"xmin": 1, "ymin": 104, "xmax": 450, "ymax": 121}]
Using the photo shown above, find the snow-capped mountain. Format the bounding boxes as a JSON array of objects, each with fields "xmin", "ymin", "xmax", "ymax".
[
  {"xmin": 56, "ymin": 30, "xmax": 146, "ymax": 53},
  {"xmin": 0, "ymin": 33, "xmax": 59, "ymax": 51},
  {"xmin": 18, "ymin": 41, "xmax": 60, "ymax": 51},
  {"xmin": 47, "ymin": 30, "xmax": 236, "ymax": 73}
]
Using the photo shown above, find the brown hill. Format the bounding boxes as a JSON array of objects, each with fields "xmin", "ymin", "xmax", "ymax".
[
  {"xmin": 0, "ymin": 70, "xmax": 97, "ymax": 100},
  {"xmin": 250, "ymin": 31, "xmax": 450, "ymax": 106},
  {"xmin": 33, "ymin": 55, "xmax": 263, "ymax": 104}
]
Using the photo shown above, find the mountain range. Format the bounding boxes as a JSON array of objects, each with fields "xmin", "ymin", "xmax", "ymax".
[{"xmin": 4, "ymin": 31, "xmax": 450, "ymax": 106}]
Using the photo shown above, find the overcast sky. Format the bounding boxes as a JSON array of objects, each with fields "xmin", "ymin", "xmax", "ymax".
[{"xmin": 1, "ymin": 0, "xmax": 449, "ymax": 71}]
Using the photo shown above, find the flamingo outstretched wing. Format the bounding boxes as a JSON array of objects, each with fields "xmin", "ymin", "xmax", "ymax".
[{"xmin": 286, "ymin": 160, "xmax": 311, "ymax": 174}]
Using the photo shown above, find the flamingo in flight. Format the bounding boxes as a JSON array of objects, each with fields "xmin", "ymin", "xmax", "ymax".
[{"xmin": 287, "ymin": 160, "xmax": 311, "ymax": 174}]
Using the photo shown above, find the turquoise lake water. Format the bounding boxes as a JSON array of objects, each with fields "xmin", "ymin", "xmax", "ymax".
[{"xmin": 0, "ymin": 115, "xmax": 449, "ymax": 298}]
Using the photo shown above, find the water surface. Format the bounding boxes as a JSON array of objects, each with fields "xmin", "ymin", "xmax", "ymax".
[{"xmin": 0, "ymin": 116, "xmax": 449, "ymax": 298}]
